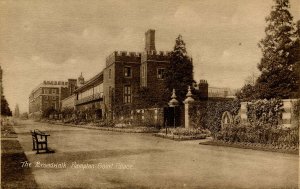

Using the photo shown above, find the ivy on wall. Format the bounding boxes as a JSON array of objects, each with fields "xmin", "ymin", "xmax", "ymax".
[
  {"xmin": 188, "ymin": 99, "xmax": 241, "ymax": 135},
  {"xmin": 246, "ymin": 99, "xmax": 284, "ymax": 127}
]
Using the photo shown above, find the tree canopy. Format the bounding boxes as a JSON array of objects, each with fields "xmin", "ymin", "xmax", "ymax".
[
  {"xmin": 237, "ymin": 0, "xmax": 299, "ymax": 100},
  {"xmin": 164, "ymin": 35, "xmax": 194, "ymax": 103},
  {"xmin": 1, "ymin": 96, "xmax": 12, "ymax": 116}
]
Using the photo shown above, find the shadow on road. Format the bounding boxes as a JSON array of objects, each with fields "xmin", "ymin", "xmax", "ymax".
[{"xmin": 1, "ymin": 140, "xmax": 39, "ymax": 189}]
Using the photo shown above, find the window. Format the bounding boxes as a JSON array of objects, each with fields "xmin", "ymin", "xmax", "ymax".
[
  {"xmin": 45, "ymin": 96, "xmax": 48, "ymax": 100},
  {"xmin": 44, "ymin": 102, "xmax": 48, "ymax": 108},
  {"xmin": 44, "ymin": 89, "xmax": 49, "ymax": 94},
  {"xmin": 157, "ymin": 68, "xmax": 166, "ymax": 79},
  {"xmin": 124, "ymin": 67, "xmax": 132, "ymax": 77},
  {"xmin": 94, "ymin": 84, "xmax": 103, "ymax": 94},
  {"xmin": 52, "ymin": 89, "xmax": 56, "ymax": 94},
  {"xmin": 52, "ymin": 96, "xmax": 56, "ymax": 100},
  {"xmin": 124, "ymin": 85, "xmax": 131, "ymax": 104},
  {"xmin": 109, "ymin": 69, "xmax": 111, "ymax": 79},
  {"xmin": 141, "ymin": 65, "xmax": 145, "ymax": 78}
]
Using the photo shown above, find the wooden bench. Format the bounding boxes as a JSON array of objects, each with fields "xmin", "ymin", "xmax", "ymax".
[{"xmin": 30, "ymin": 129, "xmax": 50, "ymax": 154}]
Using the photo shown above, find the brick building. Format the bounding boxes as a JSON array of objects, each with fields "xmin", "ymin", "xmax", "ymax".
[
  {"xmin": 29, "ymin": 74, "xmax": 83, "ymax": 117},
  {"xmin": 102, "ymin": 29, "xmax": 171, "ymax": 119},
  {"xmin": 58, "ymin": 29, "xmax": 172, "ymax": 120}
]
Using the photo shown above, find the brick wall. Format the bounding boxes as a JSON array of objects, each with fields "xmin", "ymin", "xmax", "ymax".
[{"xmin": 145, "ymin": 60, "xmax": 169, "ymax": 100}]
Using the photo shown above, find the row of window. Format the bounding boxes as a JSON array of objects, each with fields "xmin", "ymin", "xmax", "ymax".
[
  {"xmin": 43, "ymin": 88, "xmax": 57, "ymax": 94},
  {"xmin": 108, "ymin": 67, "xmax": 166, "ymax": 79},
  {"xmin": 44, "ymin": 96, "xmax": 57, "ymax": 100}
]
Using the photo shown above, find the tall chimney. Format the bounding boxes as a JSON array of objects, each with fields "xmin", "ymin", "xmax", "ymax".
[{"xmin": 145, "ymin": 29, "xmax": 156, "ymax": 52}]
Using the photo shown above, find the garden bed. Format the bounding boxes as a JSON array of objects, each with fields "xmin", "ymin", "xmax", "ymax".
[
  {"xmin": 200, "ymin": 140, "xmax": 299, "ymax": 154},
  {"xmin": 39, "ymin": 120, "xmax": 159, "ymax": 133},
  {"xmin": 154, "ymin": 127, "xmax": 210, "ymax": 141},
  {"xmin": 154, "ymin": 133, "xmax": 207, "ymax": 141}
]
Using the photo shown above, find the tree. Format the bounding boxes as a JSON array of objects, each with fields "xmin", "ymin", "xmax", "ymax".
[
  {"xmin": 20, "ymin": 112, "xmax": 28, "ymax": 119},
  {"xmin": 164, "ymin": 35, "xmax": 194, "ymax": 103},
  {"xmin": 42, "ymin": 107, "xmax": 56, "ymax": 118},
  {"xmin": 244, "ymin": 72, "xmax": 259, "ymax": 86},
  {"xmin": 256, "ymin": 0, "xmax": 298, "ymax": 99},
  {"xmin": 289, "ymin": 20, "xmax": 300, "ymax": 97},
  {"xmin": 14, "ymin": 104, "xmax": 20, "ymax": 117},
  {"xmin": 1, "ymin": 95, "xmax": 12, "ymax": 116}
]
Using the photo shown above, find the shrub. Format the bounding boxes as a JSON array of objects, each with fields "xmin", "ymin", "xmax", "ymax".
[
  {"xmin": 216, "ymin": 123, "xmax": 299, "ymax": 149},
  {"xmin": 247, "ymin": 99, "xmax": 283, "ymax": 127}
]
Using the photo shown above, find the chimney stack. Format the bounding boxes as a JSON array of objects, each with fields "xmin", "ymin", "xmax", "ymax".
[{"xmin": 145, "ymin": 29, "xmax": 156, "ymax": 52}]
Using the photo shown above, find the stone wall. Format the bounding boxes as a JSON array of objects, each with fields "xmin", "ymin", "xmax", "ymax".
[{"xmin": 116, "ymin": 107, "xmax": 164, "ymax": 127}]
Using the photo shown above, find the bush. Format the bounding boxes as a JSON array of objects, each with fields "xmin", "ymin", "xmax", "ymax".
[{"xmin": 216, "ymin": 123, "xmax": 299, "ymax": 149}]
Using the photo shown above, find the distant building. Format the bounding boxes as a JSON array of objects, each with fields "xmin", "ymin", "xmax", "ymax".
[
  {"xmin": 208, "ymin": 87, "xmax": 237, "ymax": 98},
  {"xmin": 29, "ymin": 79, "xmax": 80, "ymax": 116},
  {"xmin": 193, "ymin": 80, "xmax": 237, "ymax": 99}
]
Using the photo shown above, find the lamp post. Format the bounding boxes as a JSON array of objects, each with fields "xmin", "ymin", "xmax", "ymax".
[{"xmin": 168, "ymin": 89, "xmax": 179, "ymax": 134}]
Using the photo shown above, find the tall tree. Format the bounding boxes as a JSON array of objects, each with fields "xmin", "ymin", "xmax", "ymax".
[
  {"xmin": 289, "ymin": 20, "xmax": 300, "ymax": 97},
  {"xmin": 256, "ymin": 0, "xmax": 298, "ymax": 99},
  {"xmin": 14, "ymin": 104, "xmax": 20, "ymax": 117},
  {"xmin": 164, "ymin": 35, "xmax": 194, "ymax": 103}
]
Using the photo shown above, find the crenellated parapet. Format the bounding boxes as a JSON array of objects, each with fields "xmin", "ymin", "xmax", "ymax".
[
  {"xmin": 43, "ymin": 80, "xmax": 69, "ymax": 85},
  {"xmin": 141, "ymin": 50, "xmax": 171, "ymax": 63},
  {"xmin": 106, "ymin": 51, "xmax": 142, "ymax": 67},
  {"xmin": 199, "ymin": 80, "xmax": 208, "ymax": 84}
]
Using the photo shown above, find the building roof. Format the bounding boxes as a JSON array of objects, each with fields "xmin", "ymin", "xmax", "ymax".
[
  {"xmin": 29, "ymin": 81, "xmax": 68, "ymax": 97},
  {"xmin": 74, "ymin": 71, "xmax": 103, "ymax": 93}
]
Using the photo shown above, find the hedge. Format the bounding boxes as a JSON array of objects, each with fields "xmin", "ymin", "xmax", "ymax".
[{"xmin": 215, "ymin": 123, "xmax": 299, "ymax": 148}]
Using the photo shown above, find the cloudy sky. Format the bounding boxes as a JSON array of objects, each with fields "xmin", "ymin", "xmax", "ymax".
[{"xmin": 1, "ymin": 0, "xmax": 299, "ymax": 113}]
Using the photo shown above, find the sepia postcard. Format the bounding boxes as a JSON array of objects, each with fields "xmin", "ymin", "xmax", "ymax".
[{"xmin": 1, "ymin": 0, "xmax": 299, "ymax": 188}]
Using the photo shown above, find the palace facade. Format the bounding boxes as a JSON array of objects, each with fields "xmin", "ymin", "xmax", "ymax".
[{"xmin": 60, "ymin": 29, "xmax": 172, "ymax": 119}]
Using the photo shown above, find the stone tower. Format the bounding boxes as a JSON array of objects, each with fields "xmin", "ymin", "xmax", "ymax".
[
  {"xmin": 68, "ymin": 79, "xmax": 77, "ymax": 95},
  {"xmin": 145, "ymin": 29, "xmax": 156, "ymax": 52},
  {"xmin": 77, "ymin": 72, "xmax": 85, "ymax": 87}
]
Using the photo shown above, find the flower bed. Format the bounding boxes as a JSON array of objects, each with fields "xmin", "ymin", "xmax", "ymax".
[
  {"xmin": 40, "ymin": 119, "xmax": 159, "ymax": 133},
  {"xmin": 155, "ymin": 127, "xmax": 211, "ymax": 140}
]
